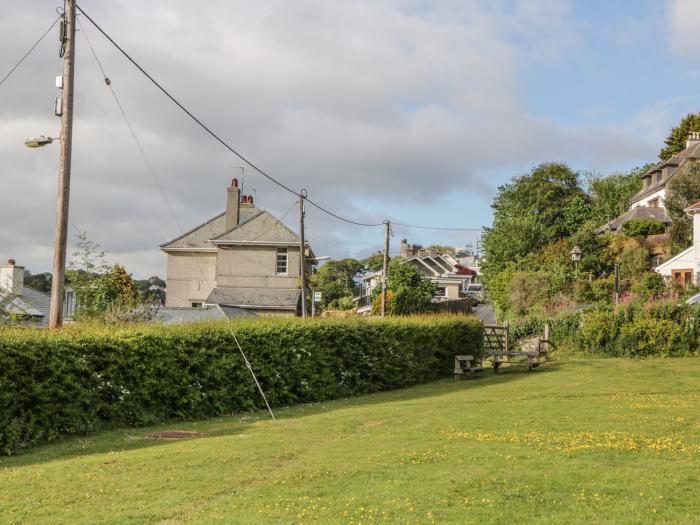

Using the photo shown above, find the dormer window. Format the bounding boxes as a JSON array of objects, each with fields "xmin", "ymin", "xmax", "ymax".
[{"xmin": 643, "ymin": 176, "xmax": 651, "ymax": 188}]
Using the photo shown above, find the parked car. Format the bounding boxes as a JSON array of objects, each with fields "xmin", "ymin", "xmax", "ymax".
[{"xmin": 465, "ymin": 284, "xmax": 485, "ymax": 304}]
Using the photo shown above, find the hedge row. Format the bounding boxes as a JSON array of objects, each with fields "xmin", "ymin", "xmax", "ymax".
[
  {"xmin": 0, "ymin": 316, "xmax": 483, "ymax": 454},
  {"xmin": 510, "ymin": 301, "xmax": 700, "ymax": 357}
]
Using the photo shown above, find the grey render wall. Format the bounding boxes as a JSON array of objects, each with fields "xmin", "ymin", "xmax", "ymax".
[
  {"xmin": 215, "ymin": 245, "xmax": 301, "ymax": 289},
  {"xmin": 165, "ymin": 252, "xmax": 217, "ymax": 307}
]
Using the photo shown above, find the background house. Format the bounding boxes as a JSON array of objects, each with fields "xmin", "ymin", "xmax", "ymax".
[
  {"xmin": 160, "ymin": 179, "xmax": 314, "ymax": 316},
  {"xmin": 598, "ymin": 132, "xmax": 700, "ymax": 234},
  {"xmin": 655, "ymin": 200, "xmax": 700, "ymax": 286},
  {"xmin": 0, "ymin": 259, "xmax": 74, "ymax": 326}
]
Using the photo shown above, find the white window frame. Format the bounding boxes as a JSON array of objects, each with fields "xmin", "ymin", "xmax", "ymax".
[{"xmin": 276, "ymin": 247, "xmax": 288, "ymax": 275}]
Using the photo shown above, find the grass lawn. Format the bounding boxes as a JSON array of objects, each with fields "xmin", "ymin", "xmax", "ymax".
[{"xmin": 1, "ymin": 358, "xmax": 699, "ymax": 524}]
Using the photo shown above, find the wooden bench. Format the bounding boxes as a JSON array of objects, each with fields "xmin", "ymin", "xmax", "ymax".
[{"xmin": 453, "ymin": 355, "xmax": 484, "ymax": 380}]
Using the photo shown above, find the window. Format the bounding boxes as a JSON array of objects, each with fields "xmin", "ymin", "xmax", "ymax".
[
  {"xmin": 191, "ymin": 301, "xmax": 202, "ymax": 308},
  {"xmin": 648, "ymin": 198, "xmax": 659, "ymax": 208},
  {"xmin": 435, "ymin": 287, "xmax": 446, "ymax": 297},
  {"xmin": 276, "ymin": 247, "xmax": 288, "ymax": 274}
]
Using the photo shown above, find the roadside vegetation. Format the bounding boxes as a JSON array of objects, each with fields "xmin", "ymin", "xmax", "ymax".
[
  {"xmin": 482, "ymin": 114, "xmax": 700, "ymax": 355},
  {"xmin": 1, "ymin": 358, "xmax": 698, "ymax": 524},
  {"xmin": 0, "ymin": 316, "xmax": 482, "ymax": 455}
]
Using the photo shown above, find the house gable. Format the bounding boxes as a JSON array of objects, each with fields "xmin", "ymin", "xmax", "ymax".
[{"xmin": 211, "ymin": 211, "xmax": 300, "ymax": 245}]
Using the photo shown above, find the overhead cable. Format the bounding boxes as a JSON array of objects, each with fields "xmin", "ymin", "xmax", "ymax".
[
  {"xmin": 0, "ymin": 15, "xmax": 61, "ymax": 88},
  {"xmin": 75, "ymin": 3, "xmax": 383, "ymax": 228},
  {"xmin": 392, "ymin": 222, "xmax": 483, "ymax": 231},
  {"xmin": 77, "ymin": 16, "xmax": 184, "ymax": 234}
]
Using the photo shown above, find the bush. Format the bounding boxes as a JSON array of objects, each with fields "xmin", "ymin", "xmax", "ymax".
[
  {"xmin": 0, "ymin": 316, "xmax": 483, "ymax": 454},
  {"xmin": 617, "ymin": 318, "xmax": 683, "ymax": 357},
  {"xmin": 621, "ymin": 219, "xmax": 665, "ymax": 237}
]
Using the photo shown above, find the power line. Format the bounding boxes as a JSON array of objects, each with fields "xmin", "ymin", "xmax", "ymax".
[
  {"xmin": 0, "ymin": 15, "xmax": 61, "ymax": 89},
  {"xmin": 392, "ymin": 222, "xmax": 483, "ymax": 231},
  {"xmin": 77, "ymin": 16, "xmax": 185, "ymax": 234},
  {"xmin": 75, "ymin": 3, "xmax": 383, "ymax": 229}
]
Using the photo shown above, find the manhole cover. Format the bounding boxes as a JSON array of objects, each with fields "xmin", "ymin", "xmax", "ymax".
[{"xmin": 144, "ymin": 431, "xmax": 202, "ymax": 440}]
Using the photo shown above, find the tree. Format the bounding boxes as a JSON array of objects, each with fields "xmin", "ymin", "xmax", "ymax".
[
  {"xmin": 24, "ymin": 271, "xmax": 52, "ymax": 293},
  {"xmin": 665, "ymin": 163, "xmax": 700, "ymax": 252},
  {"xmin": 659, "ymin": 113, "xmax": 700, "ymax": 160},
  {"xmin": 481, "ymin": 162, "xmax": 587, "ymax": 283},
  {"xmin": 313, "ymin": 258, "xmax": 363, "ymax": 308},
  {"xmin": 378, "ymin": 258, "xmax": 436, "ymax": 315},
  {"xmin": 360, "ymin": 252, "xmax": 385, "ymax": 272},
  {"xmin": 66, "ymin": 232, "xmax": 139, "ymax": 320},
  {"xmin": 586, "ymin": 168, "xmax": 645, "ymax": 224},
  {"xmin": 424, "ymin": 244, "xmax": 455, "ymax": 255}
]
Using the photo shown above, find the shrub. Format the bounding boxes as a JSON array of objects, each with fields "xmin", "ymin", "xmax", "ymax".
[
  {"xmin": 621, "ymin": 219, "xmax": 665, "ymax": 237},
  {"xmin": 0, "ymin": 316, "xmax": 483, "ymax": 454},
  {"xmin": 632, "ymin": 272, "xmax": 666, "ymax": 299},
  {"xmin": 617, "ymin": 318, "xmax": 683, "ymax": 357}
]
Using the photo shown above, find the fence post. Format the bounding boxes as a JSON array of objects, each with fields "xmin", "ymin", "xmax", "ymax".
[
  {"xmin": 504, "ymin": 321, "xmax": 510, "ymax": 354},
  {"xmin": 543, "ymin": 322, "xmax": 550, "ymax": 356}
]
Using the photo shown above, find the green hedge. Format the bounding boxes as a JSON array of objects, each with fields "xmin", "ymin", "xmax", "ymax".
[{"xmin": 0, "ymin": 316, "xmax": 483, "ymax": 454}]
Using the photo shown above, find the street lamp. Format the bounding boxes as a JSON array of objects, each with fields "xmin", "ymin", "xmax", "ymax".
[
  {"xmin": 25, "ymin": 136, "xmax": 58, "ymax": 148},
  {"xmin": 570, "ymin": 245, "xmax": 582, "ymax": 278}
]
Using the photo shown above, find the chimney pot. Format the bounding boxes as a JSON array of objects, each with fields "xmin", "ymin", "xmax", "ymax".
[
  {"xmin": 231, "ymin": 178, "xmax": 238, "ymax": 188},
  {"xmin": 7, "ymin": 259, "xmax": 15, "ymax": 266}
]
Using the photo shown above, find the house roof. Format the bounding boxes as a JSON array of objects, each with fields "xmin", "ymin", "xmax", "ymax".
[
  {"xmin": 154, "ymin": 304, "xmax": 256, "ymax": 325},
  {"xmin": 630, "ymin": 141, "xmax": 700, "ymax": 204},
  {"xmin": 684, "ymin": 199, "xmax": 700, "ymax": 213},
  {"xmin": 206, "ymin": 287, "xmax": 300, "ymax": 310},
  {"xmin": 595, "ymin": 206, "xmax": 671, "ymax": 234},
  {"xmin": 655, "ymin": 246, "xmax": 693, "ymax": 273},
  {"xmin": 160, "ymin": 206, "xmax": 261, "ymax": 250},
  {"xmin": 0, "ymin": 285, "xmax": 51, "ymax": 325},
  {"xmin": 211, "ymin": 210, "xmax": 300, "ymax": 245}
]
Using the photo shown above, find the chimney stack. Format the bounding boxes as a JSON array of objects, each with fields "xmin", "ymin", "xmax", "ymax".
[
  {"xmin": 226, "ymin": 178, "xmax": 241, "ymax": 230},
  {"xmin": 686, "ymin": 131, "xmax": 700, "ymax": 150},
  {"xmin": 0, "ymin": 259, "xmax": 24, "ymax": 296}
]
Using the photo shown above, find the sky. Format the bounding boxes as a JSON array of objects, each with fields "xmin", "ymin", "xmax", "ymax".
[{"xmin": 1, "ymin": 0, "xmax": 700, "ymax": 278}]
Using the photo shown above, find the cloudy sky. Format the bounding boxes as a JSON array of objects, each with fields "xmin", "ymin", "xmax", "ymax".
[{"xmin": 1, "ymin": 0, "xmax": 700, "ymax": 278}]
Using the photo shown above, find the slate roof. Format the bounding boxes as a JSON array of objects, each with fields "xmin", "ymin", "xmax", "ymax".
[
  {"xmin": 206, "ymin": 287, "xmax": 300, "ymax": 310},
  {"xmin": 0, "ymin": 285, "xmax": 51, "ymax": 326},
  {"xmin": 160, "ymin": 206, "xmax": 261, "ymax": 250},
  {"xmin": 684, "ymin": 199, "xmax": 700, "ymax": 213},
  {"xmin": 154, "ymin": 304, "xmax": 256, "ymax": 325},
  {"xmin": 211, "ymin": 210, "xmax": 300, "ymax": 244},
  {"xmin": 595, "ymin": 206, "xmax": 671, "ymax": 234},
  {"xmin": 630, "ymin": 142, "xmax": 700, "ymax": 204}
]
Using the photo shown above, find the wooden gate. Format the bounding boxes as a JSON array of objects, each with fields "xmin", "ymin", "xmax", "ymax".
[{"xmin": 483, "ymin": 324, "xmax": 508, "ymax": 354}]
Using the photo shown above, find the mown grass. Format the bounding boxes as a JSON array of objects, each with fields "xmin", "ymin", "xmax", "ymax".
[{"xmin": 1, "ymin": 358, "xmax": 698, "ymax": 524}]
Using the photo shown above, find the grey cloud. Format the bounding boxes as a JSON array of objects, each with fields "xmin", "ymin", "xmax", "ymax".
[{"xmin": 1, "ymin": 1, "xmax": 657, "ymax": 276}]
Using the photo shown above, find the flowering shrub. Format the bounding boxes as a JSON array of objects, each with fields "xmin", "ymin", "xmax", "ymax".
[{"xmin": 0, "ymin": 316, "xmax": 483, "ymax": 454}]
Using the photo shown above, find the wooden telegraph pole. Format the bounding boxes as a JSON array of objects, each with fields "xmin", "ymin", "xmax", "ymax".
[
  {"xmin": 49, "ymin": 0, "xmax": 76, "ymax": 328},
  {"xmin": 299, "ymin": 190, "xmax": 307, "ymax": 318},
  {"xmin": 381, "ymin": 220, "xmax": 390, "ymax": 317}
]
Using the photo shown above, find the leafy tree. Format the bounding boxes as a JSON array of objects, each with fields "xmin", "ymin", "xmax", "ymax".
[
  {"xmin": 67, "ymin": 232, "xmax": 139, "ymax": 320},
  {"xmin": 373, "ymin": 258, "xmax": 436, "ymax": 315},
  {"xmin": 586, "ymin": 168, "xmax": 645, "ymax": 224},
  {"xmin": 481, "ymin": 162, "xmax": 587, "ymax": 283},
  {"xmin": 360, "ymin": 252, "xmax": 385, "ymax": 272},
  {"xmin": 665, "ymin": 163, "xmax": 700, "ymax": 252},
  {"xmin": 24, "ymin": 271, "xmax": 52, "ymax": 293},
  {"xmin": 659, "ymin": 113, "xmax": 700, "ymax": 160},
  {"xmin": 313, "ymin": 258, "xmax": 363, "ymax": 308}
]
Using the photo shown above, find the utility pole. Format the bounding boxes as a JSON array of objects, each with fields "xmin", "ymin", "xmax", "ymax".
[
  {"xmin": 299, "ymin": 190, "xmax": 307, "ymax": 318},
  {"xmin": 381, "ymin": 220, "xmax": 390, "ymax": 317},
  {"xmin": 49, "ymin": 0, "xmax": 76, "ymax": 329}
]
